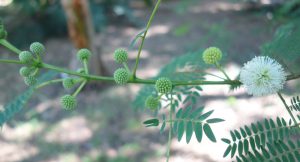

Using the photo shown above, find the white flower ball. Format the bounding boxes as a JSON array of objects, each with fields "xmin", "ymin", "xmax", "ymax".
[{"xmin": 240, "ymin": 56, "xmax": 287, "ymax": 96}]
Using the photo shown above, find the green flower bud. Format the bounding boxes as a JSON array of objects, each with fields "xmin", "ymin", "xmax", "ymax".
[
  {"xmin": 77, "ymin": 48, "xmax": 91, "ymax": 62},
  {"xmin": 19, "ymin": 51, "xmax": 33, "ymax": 63},
  {"xmin": 30, "ymin": 42, "xmax": 45, "ymax": 55},
  {"xmin": 114, "ymin": 68, "xmax": 130, "ymax": 85},
  {"xmin": 63, "ymin": 78, "xmax": 75, "ymax": 89},
  {"xmin": 113, "ymin": 48, "xmax": 128, "ymax": 64},
  {"xmin": 155, "ymin": 77, "xmax": 172, "ymax": 94},
  {"xmin": 60, "ymin": 95, "xmax": 77, "ymax": 110},
  {"xmin": 145, "ymin": 96, "xmax": 160, "ymax": 110},
  {"xmin": 202, "ymin": 47, "xmax": 222, "ymax": 64},
  {"xmin": 19, "ymin": 66, "xmax": 32, "ymax": 77},
  {"xmin": 24, "ymin": 76, "xmax": 37, "ymax": 86}
]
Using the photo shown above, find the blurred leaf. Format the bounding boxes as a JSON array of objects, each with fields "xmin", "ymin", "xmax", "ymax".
[
  {"xmin": 129, "ymin": 29, "xmax": 146, "ymax": 49},
  {"xmin": 262, "ymin": 19, "xmax": 300, "ymax": 74},
  {"xmin": 186, "ymin": 121, "xmax": 193, "ymax": 143},
  {"xmin": 206, "ymin": 118, "xmax": 225, "ymax": 124},
  {"xmin": 194, "ymin": 123, "xmax": 203, "ymax": 142},
  {"xmin": 203, "ymin": 123, "xmax": 216, "ymax": 142},
  {"xmin": 143, "ymin": 118, "xmax": 159, "ymax": 127}
]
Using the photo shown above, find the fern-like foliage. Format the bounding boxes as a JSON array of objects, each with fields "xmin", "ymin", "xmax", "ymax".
[
  {"xmin": 0, "ymin": 88, "xmax": 34, "ymax": 126},
  {"xmin": 222, "ymin": 117, "xmax": 300, "ymax": 159},
  {"xmin": 262, "ymin": 19, "xmax": 300, "ymax": 74},
  {"xmin": 235, "ymin": 140, "xmax": 300, "ymax": 162},
  {"xmin": 290, "ymin": 96, "xmax": 300, "ymax": 111},
  {"xmin": 0, "ymin": 71, "xmax": 57, "ymax": 126},
  {"xmin": 170, "ymin": 106, "xmax": 224, "ymax": 143}
]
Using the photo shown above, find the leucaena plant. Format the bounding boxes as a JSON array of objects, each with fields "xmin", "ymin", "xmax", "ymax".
[{"xmin": 0, "ymin": 1, "xmax": 300, "ymax": 161}]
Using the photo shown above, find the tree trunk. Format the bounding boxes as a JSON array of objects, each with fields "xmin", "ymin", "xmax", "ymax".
[{"xmin": 61, "ymin": 0, "xmax": 108, "ymax": 76}]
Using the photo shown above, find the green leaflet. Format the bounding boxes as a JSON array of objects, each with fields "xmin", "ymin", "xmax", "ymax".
[
  {"xmin": 143, "ymin": 118, "xmax": 159, "ymax": 127},
  {"xmin": 203, "ymin": 123, "xmax": 216, "ymax": 142}
]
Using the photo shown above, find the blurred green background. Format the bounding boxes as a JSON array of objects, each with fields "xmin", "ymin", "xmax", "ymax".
[{"xmin": 0, "ymin": 0, "xmax": 300, "ymax": 162}]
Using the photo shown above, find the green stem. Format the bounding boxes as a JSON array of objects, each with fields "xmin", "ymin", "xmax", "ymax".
[
  {"xmin": 123, "ymin": 62, "xmax": 131, "ymax": 73},
  {"xmin": 204, "ymin": 73, "xmax": 226, "ymax": 80},
  {"xmin": 132, "ymin": 0, "xmax": 162, "ymax": 78},
  {"xmin": 72, "ymin": 80, "xmax": 87, "ymax": 97},
  {"xmin": 0, "ymin": 59, "xmax": 300, "ymax": 87},
  {"xmin": 215, "ymin": 62, "xmax": 231, "ymax": 81},
  {"xmin": 166, "ymin": 93, "xmax": 174, "ymax": 162},
  {"xmin": 176, "ymin": 71, "xmax": 226, "ymax": 80},
  {"xmin": 32, "ymin": 68, "xmax": 39, "ymax": 76},
  {"xmin": 0, "ymin": 39, "xmax": 22, "ymax": 54},
  {"xmin": 41, "ymin": 63, "xmax": 114, "ymax": 82},
  {"xmin": 35, "ymin": 53, "xmax": 41, "ymax": 62},
  {"xmin": 41, "ymin": 63, "xmax": 242, "ymax": 86},
  {"xmin": 83, "ymin": 59, "xmax": 89, "ymax": 74},
  {"xmin": 277, "ymin": 92, "xmax": 297, "ymax": 125},
  {"xmin": 0, "ymin": 59, "xmax": 23, "ymax": 65},
  {"xmin": 35, "ymin": 79, "xmax": 64, "ymax": 89}
]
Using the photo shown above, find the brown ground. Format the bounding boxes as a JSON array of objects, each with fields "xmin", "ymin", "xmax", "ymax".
[{"xmin": 0, "ymin": 0, "xmax": 295, "ymax": 162}]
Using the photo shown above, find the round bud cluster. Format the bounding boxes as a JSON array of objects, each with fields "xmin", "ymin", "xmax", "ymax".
[
  {"xmin": 113, "ymin": 48, "xmax": 128, "ymax": 64},
  {"xmin": 19, "ymin": 51, "xmax": 33, "ymax": 64},
  {"xmin": 24, "ymin": 76, "xmax": 37, "ymax": 86},
  {"xmin": 202, "ymin": 47, "xmax": 222, "ymax": 64},
  {"xmin": 19, "ymin": 67, "xmax": 32, "ymax": 77},
  {"xmin": 114, "ymin": 68, "xmax": 130, "ymax": 85},
  {"xmin": 0, "ymin": 24, "xmax": 7, "ymax": 40},
  {"xmin": 63, "ymin": 78, "xmax": 75, "ymax": 89},
  {"xmin": 60, "ymin": 95, "xmax": 77, "ymax": 110},
  {"xmin": 77, "ymin": 48, "xmax": 91, "ymax": 62},
  {"xmin": 155, "ymin": 77, "xmax": 172, "ymax": 94},
  {"xmin": 30, "ymin": 42, "xmax": 45, "ymax": 55},
  {"xmin": 145, "ymin": 96, "xmax": 160, "ymax": 110}
]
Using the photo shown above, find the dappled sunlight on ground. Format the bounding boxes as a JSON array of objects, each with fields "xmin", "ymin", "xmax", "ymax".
[
  {"xmin": 45, "ymin": 116, "xmax": 92, "ymax": 144},
  {"xmin": 0, "ymin": 141, "xmax": 39, "ymax": 162}
]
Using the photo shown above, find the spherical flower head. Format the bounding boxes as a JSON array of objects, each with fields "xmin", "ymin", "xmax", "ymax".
[
  {"xmin": 24, "ymin": 76, "xmax": 37, "ymax": 86},
  {"xmin": 202, "ymin": 47, "xmax": 222, "ymax": 64},
  {"xmin": 145, "ymin": 96, "xmax": 160, "ymax": 111},
  {"xmin": 155, "ymin": 77, "xmax": 172, "ymax": 94},
  {"xmin": 77, "ymin": 48, "xmax": 91, "ymax": 62},
  {"xmin": 19, "ymin": 67, "xmax": 32, "ymax": 77},
  {"xmin": 60, "ymin": 95, "xmax": 77, "ymax": 110},
  {"xmin": 63, "ymin": 78, "xmax": 75, "ymax": 89},
  {"xmin": 30, "ymin": 42, "xmax": 45, "ymax": 55},
  {"xmin": 240, "ymin": 56, "xmax": 287, "ymax": 96},
  {"xmin": 114, "ymin": 68, "xmax": 130, "ymax": 85},
  {"xmin": 113, "ymin": 48, "xmax": 128, "ymax": 64},
  {"xmin": 19, "ymin": 51, "xmax": 33, "ymax": 63}
]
